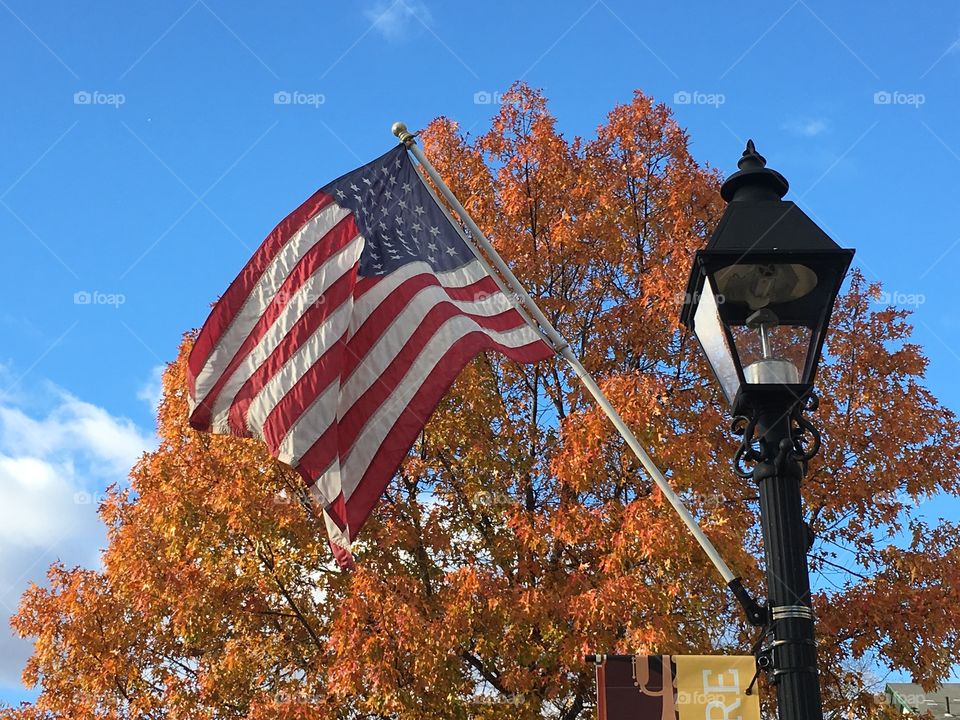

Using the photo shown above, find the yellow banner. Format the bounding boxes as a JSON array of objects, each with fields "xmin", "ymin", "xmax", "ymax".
[{"xmin": 674, "ymin": 655, "xmax": 760, "ymax": 720}]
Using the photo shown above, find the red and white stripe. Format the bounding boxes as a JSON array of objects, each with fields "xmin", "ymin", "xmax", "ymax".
[{"xmin": 187, "ymin": 187, "xmax": 552, "ymax": 566}]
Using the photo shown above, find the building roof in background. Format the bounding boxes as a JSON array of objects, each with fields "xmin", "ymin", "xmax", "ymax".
[{"xmin": 887, "ymin": 683, "xmax": 960, "ymax": 718}]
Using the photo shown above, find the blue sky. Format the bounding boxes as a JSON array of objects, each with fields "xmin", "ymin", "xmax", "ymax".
[{"xmin": 1, "ymin": 0, "xmax": 959, "ymax": 706}]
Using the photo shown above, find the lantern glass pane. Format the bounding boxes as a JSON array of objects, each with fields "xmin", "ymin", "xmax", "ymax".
[{"xmin": 693, "ymin": 277, "xmax": 741, "ymax": 404}]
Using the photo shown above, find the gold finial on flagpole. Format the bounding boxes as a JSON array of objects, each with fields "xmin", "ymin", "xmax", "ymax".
[{"xmin": 391, "ymin": 121, "xmax": 415, "ymax": 146}]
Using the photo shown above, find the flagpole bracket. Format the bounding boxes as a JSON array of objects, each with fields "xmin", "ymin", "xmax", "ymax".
[{"xmin": 727, "ymin": 576, "xmax": 767, "ymax": 627}]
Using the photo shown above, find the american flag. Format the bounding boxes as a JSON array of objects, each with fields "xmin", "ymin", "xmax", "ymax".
[{"xmin": 187, "ymin": 144, "xmax": 553, "ymax": 566}]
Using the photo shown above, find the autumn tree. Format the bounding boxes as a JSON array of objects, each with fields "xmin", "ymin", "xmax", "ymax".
[{"xmin": 5, "ymin": 83, "xmax": 960, "ymax": 720}]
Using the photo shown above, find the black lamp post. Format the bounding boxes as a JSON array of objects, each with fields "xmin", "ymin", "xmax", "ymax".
[{"xmin": 681, "ymin": 141, "xmax": 854, "ymax": 720}]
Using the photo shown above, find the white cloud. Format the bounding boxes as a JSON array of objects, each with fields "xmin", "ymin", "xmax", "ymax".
[
  {"xmin": 0, "ymin": 393, "xmax": 151, "ymax": 476},
  {"xmin": 137, "ymin": 364, "xmax": 165, "ymax": 415},
  {"xmin": 782, "ymin": 117, "xmax": 830, "ymax": 138},
  {"xmin": 0, "ymin": 383, "xmax": 155, "ymax": 688},
  {"xmin": 365, "ymin": 0, "xmax": 432, "ymax": 40},
  {"xmin": 0, "ymin": 456, "xmax": 80, "ymax": 548}
]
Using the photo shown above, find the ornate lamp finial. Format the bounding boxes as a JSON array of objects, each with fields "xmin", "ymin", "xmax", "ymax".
[{"xmin": 721, "ymin": 139, "xmax": 788, "ymax": 202}]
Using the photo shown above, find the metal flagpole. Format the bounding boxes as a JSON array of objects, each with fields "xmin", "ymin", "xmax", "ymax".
[{"xmin": 391, "ymin": 123, "xmax": 764, "ymax": 624}]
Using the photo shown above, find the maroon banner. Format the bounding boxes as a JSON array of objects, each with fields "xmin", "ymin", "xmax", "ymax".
[{"xmin": 596, "ymin": 655, "xmax": 677, "ymax": 720}]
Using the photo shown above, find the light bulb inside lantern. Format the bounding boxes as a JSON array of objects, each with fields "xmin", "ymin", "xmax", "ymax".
[
  {"xmin": 714, "ymin": 263, "xmax": 818, "ymax": 310},
  {"xmin": 742, "ymin": 308, "xmax": 800, "ymax": 384}
]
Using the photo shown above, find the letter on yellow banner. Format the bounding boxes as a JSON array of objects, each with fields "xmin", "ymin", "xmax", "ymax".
[{"xmin": 673, "ymin": 655, "xmax": 760, "ymax": 720}]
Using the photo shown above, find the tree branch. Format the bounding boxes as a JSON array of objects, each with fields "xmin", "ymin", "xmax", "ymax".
[
  {"xmin": 462, "ymin": 650, "xmax": 509, "ymax": 696},
  {"xmin": 251, "ymin": 540, "xmax": 326, "ymax": 655}
]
